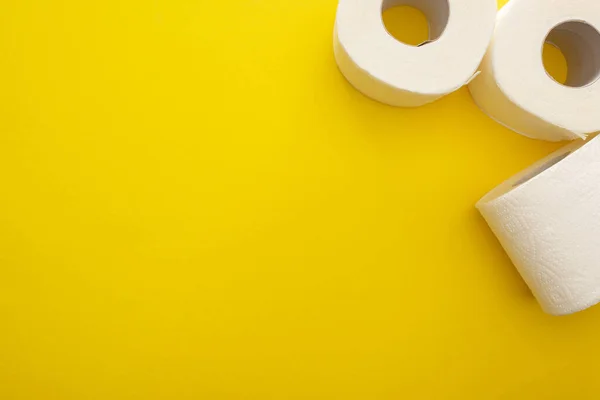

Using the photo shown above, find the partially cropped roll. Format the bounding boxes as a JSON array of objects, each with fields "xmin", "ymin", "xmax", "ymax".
[
  {"xmin": 334, "ymin": 0, "xmax": 497, "ymax": 107},
  {"xmin": 478, "ymin": 136, "xmax": 600, "ymax": 315},
  {"xmin": 469, "ymin": 0, "xmax": 600, "ymax": 141}
]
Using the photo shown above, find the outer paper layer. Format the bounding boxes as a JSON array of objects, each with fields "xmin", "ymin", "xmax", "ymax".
[
  {"xmin": 478, "ymin": 136, "xmax": 600, "ymax": 315},
  {"xmin": 469, "ymin": 0, "xmax": 600, "ymax": 141},
  {"xmin": 334, "ymin": 0, "xmax": 497, "ymax": 107}
]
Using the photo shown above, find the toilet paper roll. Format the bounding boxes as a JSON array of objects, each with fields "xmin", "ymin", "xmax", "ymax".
[
  {"xmin": 334, "ymin": 0, "xmax": 497, "ymax": 107},
  {"xmin": 469, "ymin": 0, "xmax": 600, "ymax": 142},
  {"xmin": 477, "ymin": 136, "xmax": 600, "ymax": 315}
]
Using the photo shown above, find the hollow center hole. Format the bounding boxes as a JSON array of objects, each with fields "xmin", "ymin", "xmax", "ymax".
[
  {"xmin": 543, "ymin": 21, "xmax": 600, "ymax": 87},
  {"xmin": 381, "ymin": 0, "xmax": 450, "ymax": 47},
  {"xmin": 542, "ymin": 43, "xmax": 568, "ymax": 85}
]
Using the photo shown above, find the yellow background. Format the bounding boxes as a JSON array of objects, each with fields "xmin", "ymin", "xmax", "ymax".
[{"xmin": 0, "ymin": 0, "xmax": 594, "ymax": 398}]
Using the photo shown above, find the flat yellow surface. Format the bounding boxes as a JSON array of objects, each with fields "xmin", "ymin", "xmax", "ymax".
[{"xmin": 0, "ymin": 0, "xmax": 595, "ymax": 399}]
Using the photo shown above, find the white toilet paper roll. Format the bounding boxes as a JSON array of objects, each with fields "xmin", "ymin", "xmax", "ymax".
[
  {"xmin": 477, "ymin": 136, "xmax": 600, "ymax": 315},
  {"xmin": 334, "ymin": 0, "xmax": 496, "ymax": 107},
  {"xmin": 469, "ymin": 0, "xmax": 600, "ymax": 142}
]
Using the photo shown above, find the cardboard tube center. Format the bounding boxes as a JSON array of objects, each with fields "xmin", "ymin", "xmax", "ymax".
[
  {"xmin": 382, "ymin": 0, "xmax": 450, "ymax": 47},
  {"xmin": 544, "ymin": 21, "xmax": 600, "ymax": 87}
]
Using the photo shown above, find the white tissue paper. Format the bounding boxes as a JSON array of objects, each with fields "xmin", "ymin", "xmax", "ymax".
[
  {"xmin": 469, "ymin": 0, "xmax": 600, "ymax": 142},
  {"xmin": 477, "ymin": 135, "xmax": 600, "ymax": 315},
  {"xmin": 334, "ymin": 0, "xmax": 497, "ymax": 107}
]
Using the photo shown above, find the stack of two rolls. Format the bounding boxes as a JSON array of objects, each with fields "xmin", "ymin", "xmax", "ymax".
[{"xmin": 334, "ymin": 0, "xmax": 600, "ymax": 315}]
